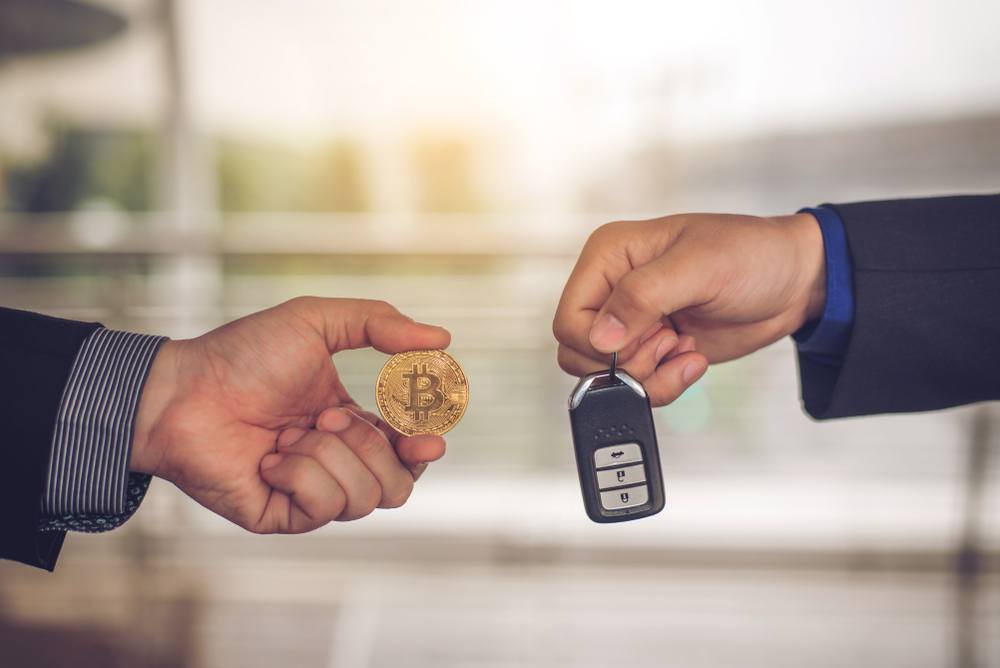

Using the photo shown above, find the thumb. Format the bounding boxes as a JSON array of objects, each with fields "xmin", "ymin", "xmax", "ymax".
[
  {"xmin": 589, "ymin": 253, "xmax": 700, "ymax": 354},
  {"xmin": 297, "ymin": 297, "xmax": 451, "ymax": 354}
]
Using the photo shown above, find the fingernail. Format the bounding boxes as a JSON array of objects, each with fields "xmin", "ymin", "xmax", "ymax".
[
  {"xmin": 342, "ymin": 407, "xmax": 372, "ymax": 425},
  {"xmin": 654, "ymin": 333, "xmax": 677, "ymax": 362},
  {"xmin": 589, "ymin": 314, "xmax": 627, "ymax": 351},
  {"xmin": 260, "ymin": 454, "xmax": 283, "ymax": 470},
  {"xmin": 682, "ymin": 361, "xmax": 706, "ymax": 385}
]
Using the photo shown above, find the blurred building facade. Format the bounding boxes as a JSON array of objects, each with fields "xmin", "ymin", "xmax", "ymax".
[{"xmin": 0, "ymin": 1, "xmax": 998, "ymax": 667}]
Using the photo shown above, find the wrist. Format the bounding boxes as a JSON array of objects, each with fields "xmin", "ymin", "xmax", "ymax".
[
  {"xmin": 779, "ymin": 211, "xmax": 826, "ymax": 333},
  {"xmin": 130, "ymin": 339, "xmax": 184, "ymax": 476}
]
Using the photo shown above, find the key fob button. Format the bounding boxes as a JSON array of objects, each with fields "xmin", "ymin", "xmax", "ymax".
[
  {"xmin": 593, "ymin": 442, "xmax": 643, "ymax": 468},
  {"xmin": 596, "ymin": 464, "xmax": 646, "ymax": 490},
  {"xmin": 599, "ymin": 485, "xmax": 649, "ymax": 510}
]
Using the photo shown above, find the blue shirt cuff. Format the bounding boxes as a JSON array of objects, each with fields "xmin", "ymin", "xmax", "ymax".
[{"xmin": 792, "ymin": 206, "xmax": 855, "ymax": 363}]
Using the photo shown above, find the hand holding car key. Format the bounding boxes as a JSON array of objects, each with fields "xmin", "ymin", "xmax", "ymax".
[{"xmin": 568, "ymin": 351, "xmax": 665, "ymax": 522}]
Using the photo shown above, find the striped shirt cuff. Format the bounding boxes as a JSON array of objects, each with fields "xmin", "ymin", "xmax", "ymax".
[{"xmin": 38, "ymin": 328, "xmax": 167, "ymax": 532}]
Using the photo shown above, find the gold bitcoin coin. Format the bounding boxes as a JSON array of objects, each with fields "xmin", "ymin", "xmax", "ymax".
[{"xmin": 376, "ymin": 350, "xmax": 469, "ymax": 436}]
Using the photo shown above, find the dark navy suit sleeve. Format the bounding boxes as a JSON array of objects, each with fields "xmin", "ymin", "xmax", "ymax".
[
  {"xmin": 0, "ymin": 307, "xmax": 100, "ymax": 570},
  {"xmin": 795, "ymin": 194, "xmax": 1000, "ymax": 419},
  {"xmin": 1, "ymin": 311, "xmax": 165, "ymax": 571}
]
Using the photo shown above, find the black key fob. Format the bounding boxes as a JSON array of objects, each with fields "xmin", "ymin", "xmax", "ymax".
[{"xmin": 568, "ymin": 356, "xmax": 665, "ymax": 523}]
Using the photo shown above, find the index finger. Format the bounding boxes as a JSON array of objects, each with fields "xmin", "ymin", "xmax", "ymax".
[
  {"xmin": 552, "ymin": 225, "xmax": 645, "ymax": 363},
  {"xmin": 552, "ymin": 264, "xmax": 651, "ymax": 375},
  {"xmin": 552, "ymin": 255, "xmax": 612, "ymax": 357}
]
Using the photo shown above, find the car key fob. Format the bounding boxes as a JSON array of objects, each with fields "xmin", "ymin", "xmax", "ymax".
[{"xmin": 568, "ymin": 353, "xmax": 665, "ymax": 523}]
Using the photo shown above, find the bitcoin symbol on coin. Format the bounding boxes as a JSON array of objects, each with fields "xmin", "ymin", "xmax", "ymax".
[
  {"xmin": 403, "ymin": 363, "xmax": 444, "ymax": 420},
  {"xmin": 376, "ymin": 350, "xmax": 469, "ymax": 436}
]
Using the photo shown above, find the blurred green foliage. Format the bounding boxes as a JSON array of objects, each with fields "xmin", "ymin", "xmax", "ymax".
[
  {"xmin": 4, "ymin": 124, "xmax": 154, "ymax": 212},
  {"xmin": 2, "ymin": 125, "xmax": 485, "ymax": 214},
  {"xmin": 217, "ymin": 138, "xmax": 368, "ymax": 212}
]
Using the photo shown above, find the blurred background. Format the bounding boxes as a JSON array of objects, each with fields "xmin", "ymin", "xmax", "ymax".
[{"xmin": 1, "ymin": 0, "xmax": 999, "ymax": 666}]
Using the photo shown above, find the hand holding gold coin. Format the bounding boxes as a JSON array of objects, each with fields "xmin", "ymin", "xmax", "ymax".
[{"xmin": 134, "ymin": 297, "xmax": 455, "ymax": 535}]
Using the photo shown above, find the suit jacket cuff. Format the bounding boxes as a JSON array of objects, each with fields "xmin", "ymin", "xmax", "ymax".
[{"xmin": 797, "ymin": 193, "xmax": 1000, "ymax": 418}]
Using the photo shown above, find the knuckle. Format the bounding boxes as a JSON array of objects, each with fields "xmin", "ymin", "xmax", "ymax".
[
  {"xmin": 354, "ymin": 429, "xmax": 389, "ymax": 460},
  {"xmin": 382, "ymin": 477, "xmax": 414, "ymax": 509},
  {"xmin": 326, "ymin": 495, "xmax": 348, "ymax": 524},
  {"xmin": 284, "ymin": 295, "xmax": 317, "ymax": 310},
  {"xmin": 551, "ymin": 317, "xmax": 574, "ymax": 345},
  {"xmin": 587, "ymin": 220, "xmax": 627, "ymax": 246},
  {"xmin": 556, "ymin": 345, "xmax": 578, "ymax": 375},
  {"xmin": 616, "ymin": 272, "xmax": 659, "ymax": 313},
  {"xmin": 360, "ymin": 485, "xmax": 381, "ymax": 517},
  {"xmin": 341, "ymin": 482, "xmax": 381, "ymax": 521},
  {"xmin": 364, "ymin": 298, "xmax": 395, "ymax": 315}
]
